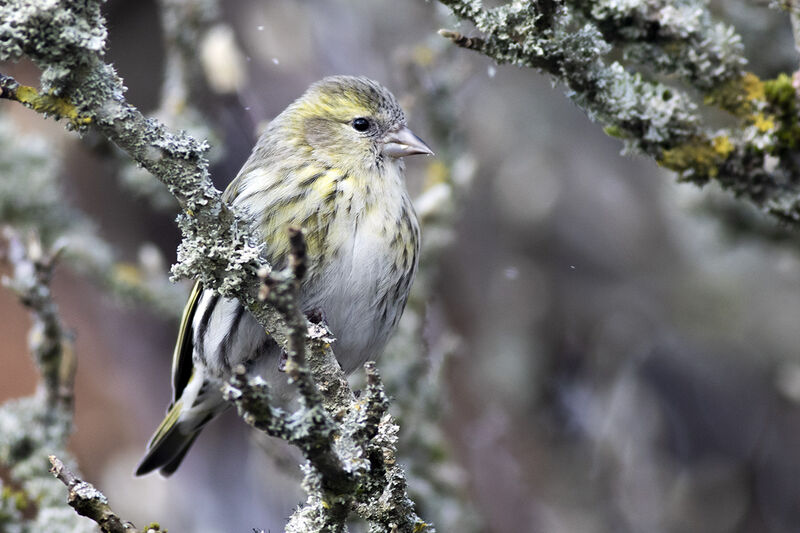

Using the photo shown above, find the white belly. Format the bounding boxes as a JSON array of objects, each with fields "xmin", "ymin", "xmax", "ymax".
[{"xmin": 305, "ymin": 211, "xmax": 402, "ymax": 373}]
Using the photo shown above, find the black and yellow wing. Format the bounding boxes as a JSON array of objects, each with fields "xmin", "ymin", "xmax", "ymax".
[{"xmin": 170, "ymin": 279, "xmax": 203, "ymax": 403}]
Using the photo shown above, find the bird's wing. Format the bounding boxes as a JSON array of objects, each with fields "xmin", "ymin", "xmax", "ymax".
[{"xmin": 171, "ymin": 279, "xmax": 203, "ymax": 402}]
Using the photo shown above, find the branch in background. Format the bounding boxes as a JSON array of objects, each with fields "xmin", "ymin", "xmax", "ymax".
[
  {"xmin": 379, "ymin": 38, "xmax": 485, "ymax": 532},
  {"xmin": 776, "ymin": 0, "xmax": 800, "ymax": 56},
  {"xmin": 118, "ymin": 0, "xmax": 239, "ymax": 209},
  {"xmin": 0, "ymin": 116, "xmax": 186, "ymax": 317},
  {"xmin": 0, "ymin": 231, "xmax": 95, "ymax": 533},
  {"xmin": 2, "ymin": 229, "xmax": 73, "ymax": 410},
  {"xmin": 437, "ymin": 0, "xmax": 800, "ymax": 224}
]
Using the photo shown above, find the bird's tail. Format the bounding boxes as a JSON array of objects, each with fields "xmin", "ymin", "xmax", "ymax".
[{"xmin": 135, "ymin": 396, "xmax": 220, "ymax": 476}]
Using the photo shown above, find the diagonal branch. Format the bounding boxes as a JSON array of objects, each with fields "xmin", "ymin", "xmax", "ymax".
[
  {"xmin": 0, "ymin": 0, "xmax": 335, "ymax": 387},
  {"xmin": 49, "ymin": 455, "xmax": 152, "ymax": 533}
]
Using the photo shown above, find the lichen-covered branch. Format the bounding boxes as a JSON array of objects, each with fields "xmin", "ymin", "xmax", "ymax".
[
  {"xmin": 437, "ymin": 0, "xmax": 800, "ymax": 223},
  {"xmin": 49, "ymin": 456, "xmax": 153, "ymax": 533},
  {"xmin": 2, "ymin": 229, "xmax": 73, "ymax": 410},
  {"xmin": 0, "ymin": 0, "xmax": 297, "ymax": 372},
  {"xmin": 226, "ymin": 230, "xmax": 432, "ymax": 531}
]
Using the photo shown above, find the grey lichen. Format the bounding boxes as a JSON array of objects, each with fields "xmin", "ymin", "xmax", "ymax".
[
  {"xmin": 0, "ymin": 0, "xmax": 106, "ymax": 91},
  {"xmin": 586, "ymin": 1, "xmax": 746, "ymax": 89},
  {"xmin": 438, "ymin": 0, "xmax": 800, "ymax": 223}
]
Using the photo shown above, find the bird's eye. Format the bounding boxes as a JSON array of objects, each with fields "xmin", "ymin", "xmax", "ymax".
[{"xmin": 352, "ymin": 118, "xmax": 370, "ymax": 132}]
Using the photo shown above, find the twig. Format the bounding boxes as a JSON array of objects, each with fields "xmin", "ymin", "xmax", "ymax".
[
  {"xmin": 49, "ymin": 455, "xmax": 150, "ymax": 533},
  {"xmin": 257, "ymin": 227, "xmax": 353, "ymax": 411},
  {"xmin": 438, "ymin": 29, "xmax": 486, "ymax": 52},
  {"xmin": 240, "ymin": 228, "xmax": 353, "ymax": 493},
  {"xmin": 0, "ymin": 75, "xmax": 91, "ymax": 128},
  {"xmin": 260, "ymin": 226, "xmax": 311, "ymax": 374},
  {"xmin": 2, "ymin": 228, "xmax": 75, "ymax": 411}
]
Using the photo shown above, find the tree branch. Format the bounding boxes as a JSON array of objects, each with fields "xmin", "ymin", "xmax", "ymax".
[
  {"xmin": 49, "ymin": 455, "xmax": 157, "ymax": 533},
  {"xmin": 225, "ymin": 230, "xmax": 432, "ymax": 530},
  {"xmin": 2, "ymin": 229, "xmax": 75, "ymax": 411},
  {"xmin": 438, "ymin": 0, "xmax": 800, "ymax": 223},
  {"xmin": 0, "ymin": 231, "xmax": 93, "ymax": 533}
]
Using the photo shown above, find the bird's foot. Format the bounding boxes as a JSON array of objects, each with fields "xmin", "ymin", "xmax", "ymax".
[
  {"xmin": 278, "ymin": 349, "xmax": 287, "ymax": 373},
  {"xmin": 306, "ymin": 307, "xmax": 328, "ymax": 326}
]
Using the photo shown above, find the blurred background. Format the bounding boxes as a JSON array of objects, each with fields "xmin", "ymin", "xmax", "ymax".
[{"xmin": 3, "ymin": 1, "xmax": 800, "ymax": 532}]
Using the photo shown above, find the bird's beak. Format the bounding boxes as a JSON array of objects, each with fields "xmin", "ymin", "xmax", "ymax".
[{"xmin": 383, "ymin": 126, "xmax": 434, "ymax": 158}]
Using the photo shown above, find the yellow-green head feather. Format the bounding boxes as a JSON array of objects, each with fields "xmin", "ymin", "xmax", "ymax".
[{"xmin": 225, "ymin": 76, "xmax": 420, "ymax": 278}]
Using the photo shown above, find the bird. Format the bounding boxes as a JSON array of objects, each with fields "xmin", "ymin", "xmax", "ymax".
[{"xmin": 135, "ymin": 75, "xmax": 433, "ymax": 476}]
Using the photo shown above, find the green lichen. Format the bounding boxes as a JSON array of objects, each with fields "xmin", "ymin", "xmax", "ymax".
[
  {"xmin": 704, "ymin": 72, "xmax": 765, "ymax": 117},
  {"xmin": 764, "ymin": 73, "xmax": 795, "ymax": 107},
  {"xmin": 603, "ymin": 124, "xmax": 625, "ymax": 138},
  {"xmin": 13, "ymin": 84, "xmax": 92, "ymax": 128},
  {"xmin": 763, "ymin": 73, "xmax": 800, "ymax": 151},
  {"xmin": 0, "ymin": 0, "xmax": 107, "ymax": 91},
  {"xmin": 658, "ymin": 135, "xmax": 736, "ymax": 181}
]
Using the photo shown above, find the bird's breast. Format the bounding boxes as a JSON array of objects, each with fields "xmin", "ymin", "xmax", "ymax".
[{"xmin": 302, "ymin": 174, "xmax": 419, "ymax": 373}]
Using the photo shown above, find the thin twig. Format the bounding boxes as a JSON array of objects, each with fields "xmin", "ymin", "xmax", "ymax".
[
  {"xmin": 438, "ymin": 29, "xmax": 487, "ymax": 52},
  {"xmin": 49, "ymin": 455, "xmax": 148, "ymax": 533},
  {"xmin": 2, "ymin": 228, "xmax": 76, "ymax": 411},
  {"xmin": 0, "ymin": 74, "xmax": 91, "ymax": 128}
]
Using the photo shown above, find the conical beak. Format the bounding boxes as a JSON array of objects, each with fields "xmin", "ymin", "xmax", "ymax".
[{"xmin": 383, "ymin": 126, "xmax": 434, "ymax": 158}]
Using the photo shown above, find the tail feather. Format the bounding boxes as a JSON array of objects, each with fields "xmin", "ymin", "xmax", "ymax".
[
  {"xmin": 151, "ymin": 432, "xmax": 200, "ymax": 476},
  {"xmin": 135, "ymin": 400, "xmax": 215, "ymax": 476},
  {"xmin": 136, "ymin": 401, "xmax": 190, "ymax": 476}
]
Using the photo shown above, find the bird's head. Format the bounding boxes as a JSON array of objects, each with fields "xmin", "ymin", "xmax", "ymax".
[{"xmin": 284, "ymin": 76, "xmax": 433, "ymax": 171}]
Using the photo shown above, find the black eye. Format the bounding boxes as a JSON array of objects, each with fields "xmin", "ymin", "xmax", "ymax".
[{"xmin": 352, "ymin": 117, "xmax": 370, "ymax": 132}]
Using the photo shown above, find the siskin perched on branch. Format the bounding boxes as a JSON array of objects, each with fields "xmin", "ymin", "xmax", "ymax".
[{"xmin": 136, "ymin": 76, "xmax": 433, "ymax": 476}]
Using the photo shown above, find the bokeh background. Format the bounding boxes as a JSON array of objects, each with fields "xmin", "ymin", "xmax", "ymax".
[{"xmin": 3, "ymin": 1, "xmax": 800, "ymax": 532}]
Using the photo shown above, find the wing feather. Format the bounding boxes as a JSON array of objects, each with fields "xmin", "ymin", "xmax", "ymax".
[{"xmin": 171, "ymin": 280, "xmax": 203, "ymax": 401}]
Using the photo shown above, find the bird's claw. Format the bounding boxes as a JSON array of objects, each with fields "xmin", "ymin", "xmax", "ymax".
[
  {"xmin": 306, "ymin": 307, "xmax": 328, "ymax": 326},
  {"xmin": 278, "ymin": 349, "xmax": 287, "ymax": 373}
]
